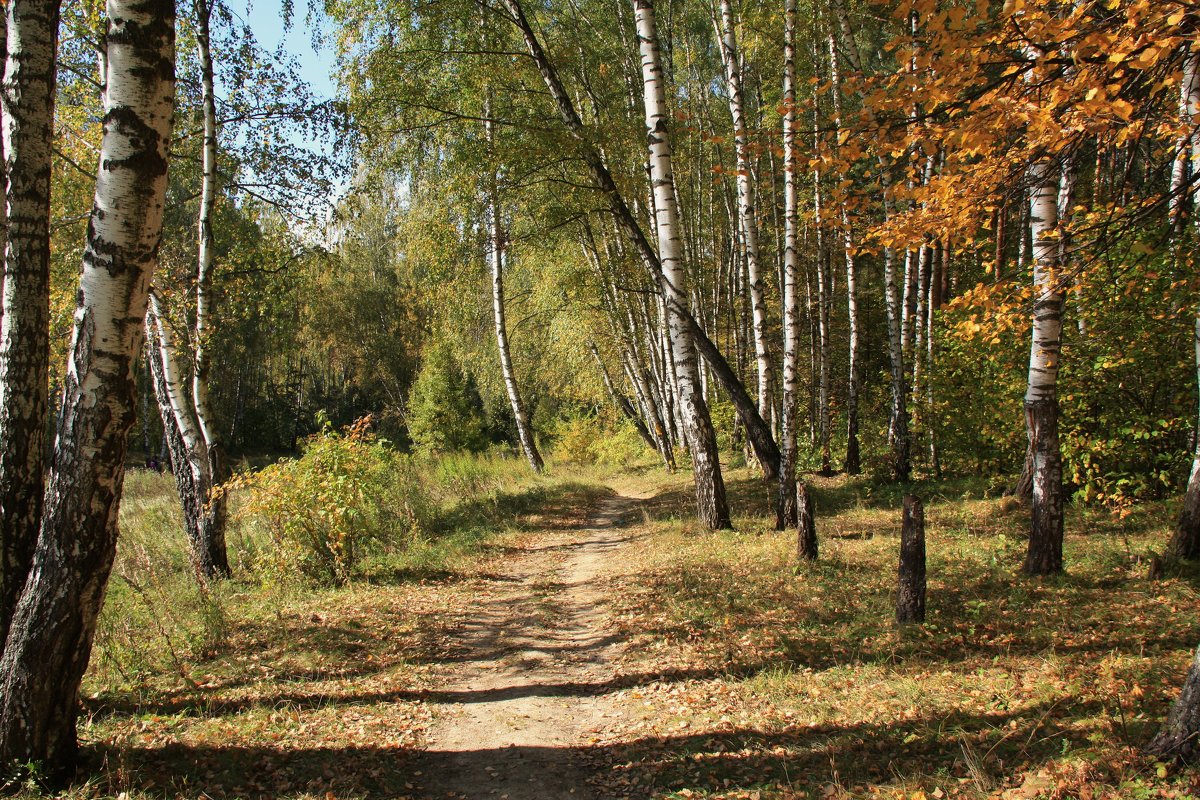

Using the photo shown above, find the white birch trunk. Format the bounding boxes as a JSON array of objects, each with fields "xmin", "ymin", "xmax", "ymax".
[
  {"xmin": 1170, "ymin": 49, "xmax": 1199, "ymax": 237},
  {"xmin": 777, "ymin": 0, "xmax": 802, "ymax": 529},
  {"xmin": 635, "ymin": 0, "xmax": 729, "ymax": 528},
  {"xmin": 1023, "ymin": 158, "xmax": 1065, "ymax": 574},
  {"xmin": 827, "ymin": 32, "xmax": 861, "ymax": 474},
  {"xmin": 146, "ymin": 290, "xmax": 233, "ymax": 578},
  {"xmin": 488, "ymin": 161, "xmax": 543, "ymax": 472},
  {"xmin": 716, "ymin": 0, "xmax": 772, "ymax": 426},
  {"xmin": 0, "ymin": 0, "xmax": 174, "ymax": 772},
  {"xmin": 813, "ymin": 100, "xmax": 832, "ymax": 476},
  {"xmin": 183, "ymin": 0, "xmax": 230, "ymax": 579},
  {"xmin": 1173, "ymin": 47, "xmax": 1200, "ymax": 560}
]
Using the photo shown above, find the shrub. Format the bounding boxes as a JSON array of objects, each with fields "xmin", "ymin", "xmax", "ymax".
[
  {"xmin": 231, "ymin": 417, "xmax": 428, "ymax": 584},
  {"xmin": 548, "ymin": 409, "xmax": 652, "ymax": 466}
]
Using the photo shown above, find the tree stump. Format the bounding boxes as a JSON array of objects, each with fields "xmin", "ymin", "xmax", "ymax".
[
  {"xmin": 896, "ymin": 495, "xmax": 926, "ymax": 624},
  {"xmin": 797, "ymin": 481, "xmax": 817, "ymax": 561}
]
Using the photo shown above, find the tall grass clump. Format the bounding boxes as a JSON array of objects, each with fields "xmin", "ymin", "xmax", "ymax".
[{"xmin": 92, "ymin": 469, "xmax": 231, "ymax": 690}]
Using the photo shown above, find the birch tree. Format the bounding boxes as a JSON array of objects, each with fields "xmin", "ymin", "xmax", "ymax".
[
  {"xmin": 1171, "ymin": 46, "xmax": 1200, "ymax": 561},
  {"xmin": 1021, "ymin": 157, "xmax": 1065, "ymax": 575},
  {"xmin": 0, "ymin": 0, "xmax": 174, "ymax": 772},
  {"xmin": 826, "ymin": 30, "xmax": 861, "ymax": 474},
  {"xmin": 487, "ymin": 113, "xmax": 544, "ymax": 473},
  {"xmin": 776, "ymin": 0, "xmax": 802, "ymax": 529},
  {"xmin": 0, "ymin": 0, "xmax": 58, "ymax": 649},
  {"xmin": 146, "ymin": 291, "xmax": 229, "ymax": 576},
  {"xmin": 715, "ymin": 0, "xmax": 772, "ymax": 430},
  {"xmin": 634, "ymin": 0, "xmax": 729, "ymax": 528},
  {"xmin": 185, "ymin": 0, "xmax": 231, "ymax": 577}
]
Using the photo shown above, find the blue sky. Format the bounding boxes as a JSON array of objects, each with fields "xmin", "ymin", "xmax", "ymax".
[{"xmin": 240, "ymin": 0, "xmax": 339, "ymax": 101}]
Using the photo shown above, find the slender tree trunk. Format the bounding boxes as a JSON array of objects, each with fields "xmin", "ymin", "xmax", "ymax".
[
  {"xmin": 0, "ymin": 0, "xmax": 56, "ymax": 651},
  {"xmin": 827, "ymin": 32, "xmax": 860, "ymax": 475},
  {"xmin": 0, "ymin": 0, "xmax": 174, "ymax": 775},
  {"xmin": 927, "ymin": 239, "xmax": 941, "ymax": 476},
  {"xmin": 146, "ymin": 292, "xmax": 228, "ymax": 578},
  {"xmin": 1171, "ymin": 48, "xmax": 1198, "ymax": 237},
  {"xmin": 634, "ymin": 0, "xmax": 729, "ymax": 528},
  {"xmin": 1023, "ymin": 159, "xmax": 1065, "ymax": 576},
  {"xmin": 486, "ymin": 120, "xmax": 543, "ymax": 473},
  {"xmin": 1172, "ymin": 48, "xmax": 1200, "ymax": 560},
  {"xmin": 147, "ymin": 302, "xmax": 206, "ymax": 555},
  {"xmin": 716, "ymin": 0, "xmax": 772, "ymax": 426},
  {"xmin": 777, "ymin": 0, "xmax": 802, "ymax": 529},
  {"xmin": 189, "ymin": 0, "xmax": 230, "ymax": 579},
  {"xmin": 813, "ymin": 109, "xmax": 832, "ymax": 476},
  {"xmin": 624, "ymin": 353, "xmax": 676, "ymax": 469},
  {"xmin": 592, "ymin": 343, "xmax": 658, "ymax": 453},
  {"xmin": 884, "ymin": 242, "xmax": 911, "ymax": 481}
]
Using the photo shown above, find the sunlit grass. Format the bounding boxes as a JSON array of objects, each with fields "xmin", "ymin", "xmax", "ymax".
[{"xmin": 603, "ymin": 466, "xmax": 1200, "ymax": 799}]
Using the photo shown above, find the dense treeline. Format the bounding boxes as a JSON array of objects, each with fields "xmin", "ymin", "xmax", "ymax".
[{"xmin": 2, "ymin": 0, "xmax": 1200, "ymax": 782}]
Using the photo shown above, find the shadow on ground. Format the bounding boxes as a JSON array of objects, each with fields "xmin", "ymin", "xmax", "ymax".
[{"xmin": 83, "ymin": 698, "xmax": 1122, "ymax": 799}]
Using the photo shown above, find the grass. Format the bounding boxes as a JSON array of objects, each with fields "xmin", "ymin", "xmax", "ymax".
[{"xmin": 593, "ymin": 466, "xmax": 1200, "ymax": 799}]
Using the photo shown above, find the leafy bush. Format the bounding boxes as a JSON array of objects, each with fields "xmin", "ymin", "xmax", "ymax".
[
  {"xmin": 548, "ymin": 409, "xmax": 653, "ymax": 466},
  {"xmin": 935, "ymin": 250, "xmax": 1193, "ymax": 507},
  {"xmin": 231, "ymin": 417, "xmax": 430, "ymax": 584}
]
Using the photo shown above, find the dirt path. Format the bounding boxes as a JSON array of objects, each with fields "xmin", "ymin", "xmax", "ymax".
[{"xmin": 406, "ymin": 488, "xmax": 645, "ymax": 799}]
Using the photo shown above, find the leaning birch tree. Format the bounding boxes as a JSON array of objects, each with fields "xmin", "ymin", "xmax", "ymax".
[{"xmin": 0, "ymin": 0, "xmax": 174, "ymax": 773}]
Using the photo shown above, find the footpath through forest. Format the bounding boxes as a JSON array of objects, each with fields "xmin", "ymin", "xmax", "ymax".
[{"xmin": 405, "ymin": 488, "xmax": 644, "ymax": 799}]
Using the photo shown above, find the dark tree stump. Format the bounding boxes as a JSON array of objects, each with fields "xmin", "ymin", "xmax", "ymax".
[
  {"xmin": 797, "ymin": 481, "xmax": 817, "ymax": 561},
  {"xmin": 896, "ymin": 495, "xmax": 926, "ymax": 625}
]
